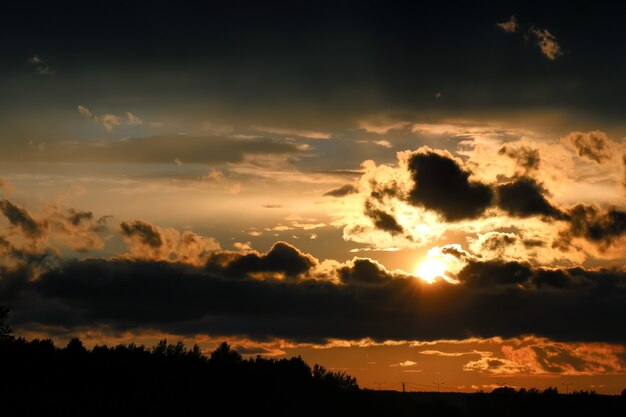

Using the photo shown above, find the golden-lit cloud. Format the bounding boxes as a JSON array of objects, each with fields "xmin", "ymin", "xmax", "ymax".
[
  {"xmin": 496, "ymin": 16, "xmax": 518, "ymax": 33},
  {"xmin": 390, "ymin": 360, "xmax": 418, "ymax": 367},
  {"xmin": 119, "ymin": 219, "xmax": 221, "ymax": 266},
  {"xmin": 464, "ymin": 337, "xmax": 626, "ymax": 376},
  {"xmin": 251, "ymin": 125, "xmax": 331, "ymax": 139},
  {"xmin": 77, "ymin": 105, "xmax": 123, "ymax": 131},
  {"xmin": 357, "ymin": 117, "xmax": 411, "ymax": 134},
  {"xmin": 529, "ymin": 27, "xmax": 562, "ymax": 60},
  {"xmin": 323, "ymin": 124, "xmax": 626, "ymax": 267}
]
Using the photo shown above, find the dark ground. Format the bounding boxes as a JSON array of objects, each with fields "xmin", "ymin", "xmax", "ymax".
[{"xmin": 1, "ymin": 335, "xmax": 624, "ymax": 417}]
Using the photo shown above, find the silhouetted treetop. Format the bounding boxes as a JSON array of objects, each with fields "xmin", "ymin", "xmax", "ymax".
[{"xmin": 0, "ymin": 306, "xmax": 13, "ymax": 342}]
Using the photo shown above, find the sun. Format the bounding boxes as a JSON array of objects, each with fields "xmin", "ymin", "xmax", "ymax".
[{"xmin": 416, "ymin": 258, "xmax": 448, "ymax": 284}]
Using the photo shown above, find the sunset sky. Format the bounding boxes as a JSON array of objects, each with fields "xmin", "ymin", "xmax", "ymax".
[{"xmin": 1, "ymin": 1, "xmax": 626, "ymax": 393}]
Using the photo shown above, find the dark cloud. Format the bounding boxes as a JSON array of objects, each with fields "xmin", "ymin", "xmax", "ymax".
[
  {"xmin": 364, "ymin": 201, "xmax": 404, "ymax": 235},
  {"xmin": 563, "ymin": 204, "xmax": 626, "ymax": 246},
  {"xmin": 323, "ymin": 184, "xmax": 358, "ymax": 197},
  {"xmin": 67, "ymin": 209, "xmax": 94, "ymax": 226},
  {"xmin": 369, "ymin": 180, "xmax": 399, "ymax": 202},
  {"xmin": 523, "ymin": 239, "xmax": 545, "ymax": 248},
  {"xmin": 562, "ymin": 131, "xmax": 612, "ymax": 163},
  {"xmin": 1, "ymin": 135, "xmax": 305, "ymax": 164},
  {"xmin": 498, "ymin": 145, "xmax": 540, "ymax": 173},
  {"xmin": 440, "ymin": 245, "xmax": 472, "ymax": 260},
  {"xmin": 406, "ymin": 150, "xmax": 493, "ymax": 221},
  {"xmin": 0, "ymin": 235, "xmax": 56, "ymax": 267},
  {"xmin": 3, "ymin": 2, "xmax": 626, "ymax": 140},
  {"xmin": 478, "ymin": 233, "xmax": 518, "ymax": 252},
  {"xmin": 495, "ymin": 177, "xmax": 565, "ymax": 219},
  {"xmin": 2, "ymin": 243, "xmax": 625, "ymax": 344},
  {"xmin": 361, "ymin": 152, "xmax": 570, "ymax": 240},
  {"xmin": 337, "ymin": 258, "xmax": 396, "ymax": 284},
  {"xmin": 0, "ymin": 199, "xmax": 46, "ymax": 239},
  {"xmin": 207, "ymin": 241, "xmax": 317, "ymax": 279},
  {"xmin": 120, "ymin": 220, "xmax": 163, "ymax": 248},
  {"xmin": 360, "ymin": 150, "xmax": 623, "ymax": 255},
  {"xmin": 457, "ymin": 260, "xmax": 532, "ymax": 288}
]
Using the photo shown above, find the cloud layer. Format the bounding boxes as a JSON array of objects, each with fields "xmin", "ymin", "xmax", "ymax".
[{"xmin": 2, "ymin": 233, "xmax": 625, "ymax": 344}]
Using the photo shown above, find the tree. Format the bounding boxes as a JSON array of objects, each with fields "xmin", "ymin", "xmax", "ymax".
[
  {"xmin": 65, "ymin": 337, "xmax": 88, "ymax": 355},
  {"xmin": 0, "ymin": 306, "xmax": 13, "ymax": 342},
  {"xmin": 209, "ymin": 342, "xmax": 242, "ymax": 366}
]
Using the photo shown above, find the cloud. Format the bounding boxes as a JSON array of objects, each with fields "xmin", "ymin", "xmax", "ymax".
[
  {"xmin": 364, "ymin": 201, "xmax": 405, "ymax": 235},
  {"xmin": 77, "ymin": 105, "xmax": 123, "ymax": 131},
  {"xmin": 29, "ymin": 54, "xmax": 43, "ymax": 64},
  {"xmin": 419, "ymin": 350, "xmax": 483, "ymax": 357},
  {"xmin": 77, "ymin": 105, "xmax": 93, "ymax": 119},
  {"xmin": 623, "ymin": 155, "xmax": 626, "ymax": 196},
  {"xmin": 28, "ymin": 53, "xmax": 53, "ymax": 76},
  {"xmin": 561, "ymin": 130, "xmax": 613, "ymax": 163},
  {"xmin": 373, "ymin": 140, "xmax": 393, "ymax": 148},
  {"xmin": 561, "ymin": 204, "xmax": 626, "ymax": 248},
  {"xmin": 126, "ymin": 112, "xmax": 143, "ymax": 125},
  {"xmin": 233, "ymin": 241, "xmax": 253, "ymax": 251},
  {"xmin": 6, "ymin": 133, "xmax": 306, "ymax": 164},
  {"xmin": 0, "ymin": 199, "xmax": 46, "ymax": 239},
  {"xmin": 496, "ymin": 16, "xmax": 518, "ymax": 33},
  {"xmin": 323, "ymin": 184, "xmax": 358, "ymax": 197},
  {"xmin": 67, "ymin": 210, "xmax": 94, "ymax": 226},
  {"xmin": 0, "ymin": 198, "xmax": 109, "ymax": 259},
  {"xmin": 529, "ymin": 27, "xmax": 562, "ymax": 60},
  {"xmin": 337, "ymin": 257, "xmax": 399, "ymax": 284},
  {"xmin": 208, "ymin": 241, "xmax": 317, "ymax": 280},
  {"xmin": 78, "ymin": 105, "xmax": 144, "ymax": 131},
  {"xmin": 251, "ymin": 126, "xmax": 331, "ymax": 140},
  {"xmin": 498, "ymin": 145, "xmax": 540, "ymax": 173},
  {"xmin": 406, "ymin": 148, "xmax": 493, "ymax": 221},
  {"xmin": 120, "ymin": 220, "xmax": 163, "ymax": 248},
  {"xmin": 337, "ymin": 142, "xmax": 626, "ymax": 261},
  {"xmin": 3, "ymin": 240, "xmax": 626, "ymax": 344},
  {"xmin": 119, "ymin": 219, "xmax": 220, "ymax": 265},
  {"xmin": 495, "ymin": 177, "xmax": 565, "ymax": 219},
  {"xmin": 357, "ymin": 117, "xmax": 410, "ymax": 134},
  {"xmin": 463, "ymin": 337, "xmax": 626, "ymax": 376},
  {"xmin": 0, "ymin": 178, "xmax": 10, "ymax": 194},
  {"xmin": 390, "ymin": 360, "xmax": 418, "ymax": 367}
]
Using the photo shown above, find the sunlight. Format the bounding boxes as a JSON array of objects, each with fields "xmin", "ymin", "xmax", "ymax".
[{"xmin": 416, "ymin": 258, "xmax": 448, "ymax": 284}]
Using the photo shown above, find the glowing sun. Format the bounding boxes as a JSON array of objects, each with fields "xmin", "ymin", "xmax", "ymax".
[{"xmin": 416, "ymin": 258, "xmax": 447, "ymax": 284}]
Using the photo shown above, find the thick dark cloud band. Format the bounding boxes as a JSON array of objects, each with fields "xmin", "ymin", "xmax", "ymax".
[{"xmin": 2, "ymin": 244, "xmax": 624, "ymax": 344}]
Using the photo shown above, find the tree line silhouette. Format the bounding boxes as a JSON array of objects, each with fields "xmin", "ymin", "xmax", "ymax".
[
  {"xmin": 1, "ymin": 307, "xmax": 359, "ymax": 416},
  {"xmin": 1, "ymin": 307, "xmax": 625, "ymax": 416}
]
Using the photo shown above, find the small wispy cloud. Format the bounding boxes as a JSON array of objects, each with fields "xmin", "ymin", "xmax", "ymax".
[
  {"xmin": 355, "ymin": 139, "xmax": 393, "ymax": 149},
  {"xmin": 418, "ymin": 350, "xmax": 485, "ymax": 357},
  {"xmin": 252, "ymin": 125, "xmax": 331, "ymax": 140},
  {"xmin": 497, "ymin": 15, "xmax": 518, "ymax": 33},
  {"xmin": 496, "ymin": 16, "xmax": 562, "ymax": 61},
  {"xmin": 374, "ymin": 140, "xmax": 393, "ymax": 148},
  {"xmin": 390, "ymin": 360, "xmax": 418, "ymax": 367},
  {"xmin": 29, "ymin": 53, "xmax": 53, "ymax": 76},
  {"xmin": 127, "ymin": 112, "xmax": 143, "ymax": 125},
  {"xmin": 78, "ymin": 105, "xmax": 144, "ymax": 131}
]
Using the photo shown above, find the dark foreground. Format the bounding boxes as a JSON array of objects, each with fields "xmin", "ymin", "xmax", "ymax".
[{"xmin": 1, "ymin": 336, "xmax": 624, "ymax": 417}]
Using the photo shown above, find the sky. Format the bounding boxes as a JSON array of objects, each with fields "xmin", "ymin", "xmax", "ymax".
[{"xmin": 1, "ymin": 1, "xmax": 626, "ymax": 393}]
